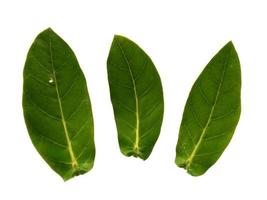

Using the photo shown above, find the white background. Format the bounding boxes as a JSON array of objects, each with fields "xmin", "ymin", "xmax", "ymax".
[{"xmin": 0, "ymin": 0, "xmax": 266, "ymax": 199}]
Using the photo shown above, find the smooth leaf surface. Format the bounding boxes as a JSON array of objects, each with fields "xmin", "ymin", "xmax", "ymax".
[
  {"xmin": 107, "ymin": 35, "xmax": 164, "ymax": 160},
  {"xmin": 175, "ymin": 42, "xmax": 241, "ymax": 176},
  {"xmin": 23, "ymin": 28, "xmax": 95, "ymax": 181}
]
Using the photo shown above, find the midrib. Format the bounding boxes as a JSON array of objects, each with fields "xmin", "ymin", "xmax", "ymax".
[
  {"xmin": 116, "ymin": 39, "xmax": 140, "ymax": 154},
  {"xmin": 185, "ymin": 55, "xmax": 229, "ymax": 170},
  {"xmin": 49, "ymin": 36, "xmax": 78, "ymax": 168}
]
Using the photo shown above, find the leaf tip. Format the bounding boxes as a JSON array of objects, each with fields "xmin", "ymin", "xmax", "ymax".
[
  {"xmin": 225, "ymin": 40, "xmax": 236, "ymax": 51},
  {"xmin": 43, "ymin": 27, "xmax": 54, "ymax": 33},
  {"xmin": 219, "ymin": 40, "xmax": 239, "ymax": 59},
  {"xmin": 113, "ymin": 34, "xmax": 126, "ymax": 41},
  {"xmin": 227, "ymin": 40, "xmax": 234, "ymax": 45},
  {"xmin": 224, "ymin": 41, "xmax": 240, "ymax": 63}
]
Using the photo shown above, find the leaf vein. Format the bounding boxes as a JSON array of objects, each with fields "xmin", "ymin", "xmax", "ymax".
[
  {"xmin": 185, "ymin": 48, "xmax": 231, "ymax": 169},
  {"xmin": 187, "ymin": 102, "xmax": 204, "ymax": 129},
  {"xmin": 138, "ymin": 78, "xmax": 155, "ymax": 97},
  {"xmin": 26, "ymin": 99, "xmax": 61, "ymax": 121},
  {"xmin": 203, "ymin": 130, "xmax": 230, "ymax": 141},
  {"xmin": 61, "ymin": 73, "xmax": 81, "ymax": 99},
  {"xmin": 30, "ymin": 124, "xmax": 67, "ymax": 148},
  {"xmin": 28, "ymin": 55, "xmax": 52, "ymax": 73},
  {"xmin": 134, "ymin": 59, "xmax": 149, "ymax": 81},
  {"xmin": 112, "ymin": 99, "xmax": 136, "ymax": 113},
  {"xmin": 71, "ymin": 118, "xmax": 90, "ymax": 140},
  {"xmin": 66, "ymin": 99, "xmax": 86, "ymax": 121},
  {"xmin": 198, "ymin": 83, "xmax": 212, "ymax": 106},
  {"xmin": 141, "ymin": 101, "xmax": 162, "ymax": 120},
  {"xmin": 109, "ymin": 78, "xmax": 134, "ymax": 89},
  {"xmin": 26, "ymin": 74, "xmax": 53, "ymax": 88},
  {"xmin": 211, "ymin": 108, "xmax": 238, "ymax": 121},
  {"xmin": 115, "ymin": 37, "xmax": 141, "ymax": 154}
]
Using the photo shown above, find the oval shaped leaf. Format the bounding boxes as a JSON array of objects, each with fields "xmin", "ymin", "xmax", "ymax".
[
  {"xmin": 107, "ymin": 35, "xmax": 164, "ymax": 160},
  {"xmin": 175, "ymin": 42, "xmax": 241, "ymax": 176},
  {"xmin": 23, "ymin": 28, "xmax": 95, "ymax": 181}
]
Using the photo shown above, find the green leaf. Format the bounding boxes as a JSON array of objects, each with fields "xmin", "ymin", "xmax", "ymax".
[
  {"xmin": 23, "ymin": 28, "xmax": 95, "ymax": 181},
  {"xmin": 175, "ymin": 41, "xmax": 241, "ymax": 176},
  {"xmin": 107, "ymin": 35, "xmax": 164, "ymax": 160}
]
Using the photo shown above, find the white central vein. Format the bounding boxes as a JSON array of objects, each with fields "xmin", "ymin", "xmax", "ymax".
[
  {"xmin": 186, "ymin": 53, "xmax": 229, "ymax": 169},
  {"xmin": 49, "ymin": 35, "xmax": 78, "ymax": 168},
  {"xmin": 116, "ymin": 39, "xmax": 140, "ymax": 154}
]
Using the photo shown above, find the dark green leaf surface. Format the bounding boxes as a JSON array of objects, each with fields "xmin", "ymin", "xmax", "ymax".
[
  {"xmin": 175, "ymin": 42, "xmax": 241, "ymax": 176},
  {"xmin": 23, "ymin": 28, "xmax": 95, "ymax": 181},
  {"xmin": 107, "ymin": 35, "xmax": 164, "ymax": 160}
]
